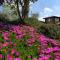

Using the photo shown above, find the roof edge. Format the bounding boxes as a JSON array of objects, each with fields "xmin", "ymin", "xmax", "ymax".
[{"xmin": 43, "ymin": 16, "xmax": 60, "ymax": 19}]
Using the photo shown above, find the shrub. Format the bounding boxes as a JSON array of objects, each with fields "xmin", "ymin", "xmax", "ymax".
[
  {"xmin": 24, "ymin": 18, "xmax": 60, "ymax": 40},
  {"xmin": 0, "ymin": 13, "xmax": 19, "ymax": 24},
  {"xmin": 38, "ymin": 24, "xmax": 60, "ymax": 40},
  {"xmin": 0, "ymin": 13, "xmax": 8, "ymax": 22},
  {"xmin": 24, "ymin": 17, "xmax": 45, "ymax": 29}
]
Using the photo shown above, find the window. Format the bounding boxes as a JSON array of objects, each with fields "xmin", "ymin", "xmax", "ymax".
[{"xmin": 55, "ymin": 18, "xmax": 59, "ymax": 23}]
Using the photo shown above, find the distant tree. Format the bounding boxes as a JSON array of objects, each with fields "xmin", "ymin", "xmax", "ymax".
[{"xmin": 31, "ymin": 13, "xmax": 39, "ymax": 19}]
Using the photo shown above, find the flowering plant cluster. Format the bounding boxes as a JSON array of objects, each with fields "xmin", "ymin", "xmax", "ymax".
[{"xmin": 0, "ymin": 22, "xmax": 60, "ymax": 60}]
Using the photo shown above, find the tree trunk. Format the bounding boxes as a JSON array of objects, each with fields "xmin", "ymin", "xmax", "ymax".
[
  {"xmin": 16, "ymin": 0, "xmax": 23, "ymax": 23},
  {"xmin": 22, "ymin": 0, "xmax": 29, "ymax": 18}
]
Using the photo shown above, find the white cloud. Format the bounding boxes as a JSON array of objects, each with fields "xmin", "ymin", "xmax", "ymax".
[
  {"xmin": 38, "ymin": 7, "xmax": 53, "ymax": 21},
  {"xmin": 39, "ymin": 7, "xmax": 53, "ymax": 19},
  {"xmin": 38, "ymin": 17, "xmax": 45, "ymax": 22},
  {"xmin": 43, "ymin": 7, "xmax": 53, "ymax": 17},
  {"xmin": 29, "ymin": 2, "xmax": 33, "ymax": 5},
  {"xmin": 42, "ymin": 6, "xmax": 60, "ymax": 17},
  {"xmin": 44, "ymin": 7, "xmax": 53, "ymax": 14}
]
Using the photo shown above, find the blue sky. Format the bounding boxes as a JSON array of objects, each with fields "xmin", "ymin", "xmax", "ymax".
[
  {"xmin": 29, "ymin": 0, "xmax": 60, "ymax": 20},
  {"xmin": 0, "ymin": 0, "xmax": 60, "ymax": 21}
]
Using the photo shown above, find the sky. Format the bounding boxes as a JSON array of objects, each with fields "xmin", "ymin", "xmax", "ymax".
[
  {"xmin": 29, "ymin": 0, "xmax": 60, "ymax": 21},
  {"xmin": 0, "ymin": 0, "xmax": 60, "ymax": 21}
]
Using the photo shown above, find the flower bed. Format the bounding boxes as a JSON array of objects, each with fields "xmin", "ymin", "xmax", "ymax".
[{"xmin": 0, "ymin": 22, "xmax": 60, "ymax": 60}]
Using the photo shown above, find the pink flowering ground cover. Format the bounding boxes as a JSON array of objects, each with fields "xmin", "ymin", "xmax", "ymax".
[{"xmin": 0, "ymin": 22, "xmax": 60, "ymax": 60}]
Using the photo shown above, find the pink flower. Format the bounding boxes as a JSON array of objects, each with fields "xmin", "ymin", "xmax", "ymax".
[
  {"xmin": 42, "ymin": 47, "xmax": 53, "ymax": 53},
  {"xmin": 14, "ymin": 58, "xmax": 21, "ymax": 60},
  {"xmin": 3, "ymin": 32, "xmax": 9, "ymax": 40},
  {"xmin": 4, "ymin": 37, "xmax": 9, "ymax": 40},
  {"xmin": 16, "ymin": 52, "xmax": 20, "ymax": 56},
  {"xmin": 33, "ymin": 58, "xmax": 38, "ymax": 60},
  {"xmin": 55, "ymin": 57, "xmax": 60, "ymax": 60},
  {"xmin": 7, "ymin": 54, "xmax": 13, "ymax": 60},
  {"xmin": 48, "ymin": 38, "xmax": 60, "ymax": 46},
  {"xmin": 13, "ymin": 43, "xmax": 16, "ymax": 46},
  {"xmin": 27, "ymin": 44, "xmax": 32, "ymax": 46},
  {"xmin": 27, "ymin": 55, "xmax": 32, "ymax": 58},
  {"xmin": 42, "ymin": 47, "xmax": 60, "ymax": 54},
  {"xmin": 54, "ymin": 52, "xmax": 60, "ymax": 56},
  {"xmin": 39, "ymin": 55, "xmax": 51, "ymax": 60},
  {"xmin": 38, "ymin": 34, "xmax": 48, "ymax": 49},
  {"xmin": 53, "ymin": 47, "xmax": 60, "ymax": 51},
  {"xmin": 0, "ymin": 54, "xmax": 2, "ymax": 59},
  {"xmin": 16, "ymin": 35, "xmax": 23, "ymax": 39},
  {"xmin": 11, "ymin": 49, "xmax": 16, "ymax": 54},
  {"xmin": 3, "ymin": 42, "xmax": 8, "ymax": 47}
]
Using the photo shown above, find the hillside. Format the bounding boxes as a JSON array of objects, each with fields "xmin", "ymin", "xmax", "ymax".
[{"xmin": 0, "ymin": 22, "xmax": 60, "ymax": 60}]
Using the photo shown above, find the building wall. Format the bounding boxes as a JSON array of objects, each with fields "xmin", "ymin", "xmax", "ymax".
[
  {"xmin": 45, "ymin": 18, "xmax": 55, "ymax": 23},
  {"xmin": 50, "ymin": 17, "xmax": 55, "ymax": 23},
  {"xmin": 45, "ymin": 17, "xmax": 60, "ymax": 23},
  {"xmin": 55, "ymin": 18, "xmax": 59, "ymax": 23}
]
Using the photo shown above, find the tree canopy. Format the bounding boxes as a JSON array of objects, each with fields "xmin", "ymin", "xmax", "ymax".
[{"xmin": 0, "ymin": 0, "xmax": 38, "ymax": 23}]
